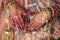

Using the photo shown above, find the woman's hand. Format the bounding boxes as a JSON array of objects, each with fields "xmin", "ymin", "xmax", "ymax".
[{"xmin": 28, "ymin": 10, "xmax": 49, "ymax": 31}]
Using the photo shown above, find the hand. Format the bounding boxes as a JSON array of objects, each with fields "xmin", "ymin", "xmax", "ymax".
[
  {"xmin": 28, "ymin": 10, "xmax": 49, "ymax": 31},
  {"xmin": 0, "ymin": 3, "xmax": 25, "ymax": 40}
]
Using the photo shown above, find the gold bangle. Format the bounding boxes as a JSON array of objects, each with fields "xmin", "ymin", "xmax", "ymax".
[
  {"xmin": 2, "ymin": 28, "xmax": 14, "ymax": 40},
  {"xmin": 44, "ymin": 8, "xmax": 51, "ymax": 20}
]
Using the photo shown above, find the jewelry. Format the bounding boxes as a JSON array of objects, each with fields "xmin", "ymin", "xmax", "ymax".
[
  {"xmin": 2, "ymin": 2, "xmax": 14, "ymax": 40},
  {"xmin": 44, "ymin": 8, "xmax": 51, "ymax": 20},
  {"xmin": 2, "ymin": 19, "xmax": 14, "ymax": 40},
  {"xmin": 2, "ymin": 27, "xmax": 14, "ymax": 40},
  {"xmin": 50, "ymin": 6, "xmax": 57, "ymax": 17}
]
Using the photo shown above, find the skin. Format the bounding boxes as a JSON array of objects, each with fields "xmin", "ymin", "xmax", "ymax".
[
  {"xmin": 28, "ymin": 0, "xmax": 60, "ymax": 31},
  {"xmin": 0, "ymin": 2, "xmax": 24, "ymax": 40},
  {"xmin": 28, "ymin": 10, "xmax": 48, "ymax": 31},
  {"xmin": 0, "ymin": 0, "xmax": 60, "ymax": 40}
]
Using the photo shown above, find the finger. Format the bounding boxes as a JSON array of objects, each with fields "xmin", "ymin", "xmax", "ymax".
[
  {"xmin": 28, "ymin": 22, "xmax": 39, "ymax": 31},
  {"xmin": 36, "ymin": 23, "xmax": 42, "ymax": 30},
  {"xmin": 28, "ymin": 22, "xmax": 37, "ymax": 30},
  {"xmin": 12, "ymin": 15, "xmax": 23, "ymax": 29},
  {"xmin": 17, "ymin": 14, "xmax": 24, "ymax": 27},
  {"xmin": 16, "ymin": 15, "xmax": 25, "ymax": 30},
  {"xmin": 30, "ymin": 22, "xmax": 40, "ymax": 31},
  {"xmin": 13, "ymin": 18, "xmax": 19, "ymax": 27},
  {"xmin": 9, "ymin": 18, "xmax": 15, "ymax": 26},
  {"xmin": 28, "ymin": 20, "xmax": 35, "ymax": 27},
  {"xmin": 15, "ymin": 17, "xmax": 23, "ymax": 29}
]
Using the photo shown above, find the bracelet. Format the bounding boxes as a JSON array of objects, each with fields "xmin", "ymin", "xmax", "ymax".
[
  {"xmin": 47, "ymin": 8, "xmax": 52, "ymax": 18},
  {"xmin": 44, "ymin": 8, "xmax": 51, "ymax": 20},
  {"xmin": 50, "ymin": 6, "xmax": 57, "ymax": 18}
]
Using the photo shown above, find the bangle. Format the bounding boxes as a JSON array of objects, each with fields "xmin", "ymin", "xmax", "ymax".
[
  {"xmin": 47, "ymin": 8, "xmax": 52, "ymax": 18},
  {"xmin": 44, "ymin": 8, "xmax": 51, "ymax": 20},
  {"xmin": 50, "ymin": 6, "xmax": 57, "ymax": 17}
]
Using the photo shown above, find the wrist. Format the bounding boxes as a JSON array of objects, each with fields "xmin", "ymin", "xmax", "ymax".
[{"xmin": 44, "ymin": 8, "xmax": 51, "ymax": 20}]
